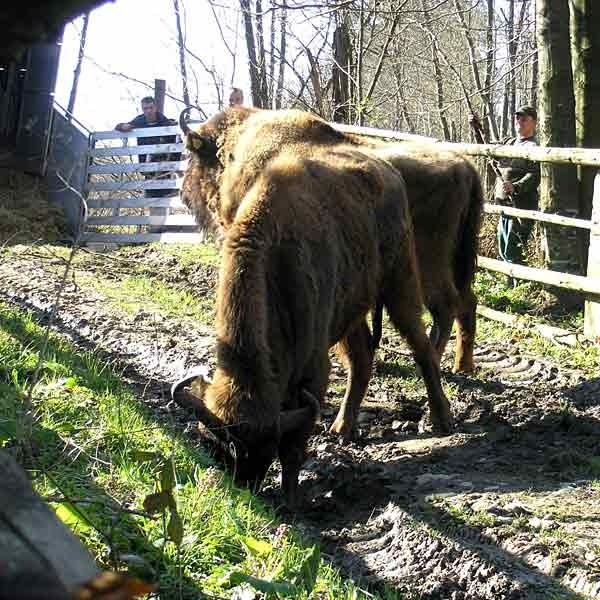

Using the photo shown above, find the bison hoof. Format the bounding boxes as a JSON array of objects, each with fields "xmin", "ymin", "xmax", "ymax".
[
  {"xmin": 419, "ymin": 412, "xmax": 454, "ymax": 435},
  {"xmin": 329, "ymin": 417, "xmax": 355, "ymax": 441},
  {"xmin": 452, "ymin": 362, "xmax": 475, "ymax": 374}
]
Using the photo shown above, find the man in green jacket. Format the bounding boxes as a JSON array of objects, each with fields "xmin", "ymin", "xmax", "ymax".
[{"xmin": 495, "ymin": 105, "xmax": 541, "ymax": 269}]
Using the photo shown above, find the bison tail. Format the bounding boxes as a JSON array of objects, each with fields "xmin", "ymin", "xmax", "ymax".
[
  {"xmin": 453, "ymin": 172, "xmax": 484, "ymax": 299},
  {"xmin": 370, "ymin": 299, "xmax": 384, "ymax": 352}
]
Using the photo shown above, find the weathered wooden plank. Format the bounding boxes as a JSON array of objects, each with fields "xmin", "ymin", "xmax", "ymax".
[
  {"xmin": 333, "ymin": 123, "xmax": 436, "ymax": 143},
  {"xmin": 477, "ymin": 305, "xmax": 586, "ymax": 347},
  {"xmin": 82, "ymin": 232, "xmax": 205, "ymax": 244},
  {"xmin": 483, "ymin": 203, "xmax": 599, "ymax": 233},
  {"xmin": 0, "ymin": 450, "xmax": 100, "ymax": 591},
  {"xmin": 90, "ymin": 143, "xmax": 184, "ymax": 158},
  {"xmin": 335, "ymin": 123, "xmax": 600, "ymax": 167},
  {"xmin": 87, "ymin": 196, "xmax": 185, "ymax": 209},
  {"xmin": 87, "ymin": 214, "xmax": 197, "ymax": 226},
  {"xmin": 88, "ymin": 179, "xmax": 182, "ymax": 192},
  {"xmin": 91, "ymin": 125, "xmax": 180, "ymax": 141},
  {"xmin": 478, "ymin": 255, "xmax": 600, "ymax": 296},
  {"xmin": 584, "ymin": 172, "xmax": 600, "ymax": 341},
  {"xmin": 88, "ymin": 160, "xmax": 188, "ymax": 174}
]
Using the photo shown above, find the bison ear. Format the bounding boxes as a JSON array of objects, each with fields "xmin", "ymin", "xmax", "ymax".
[{"xmin": 186, "ymin": 131, "xmax": 218, "ymax": 160}]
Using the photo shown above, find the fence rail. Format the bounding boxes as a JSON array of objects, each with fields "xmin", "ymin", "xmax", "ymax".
[
  {"xmin": 87, "ymin": 161, "xmax": 187, "ymax": 174},
  {"xmin": 335, "ymin": 121, "xmax": 600, "ymax": 341},
  {"xmin": 81, "ymin": 120, "xmax": 600, "ymax": 341}
]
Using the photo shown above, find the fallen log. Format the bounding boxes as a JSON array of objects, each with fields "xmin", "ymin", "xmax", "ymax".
[{"xmin": 476, "ymin": 305, "xmax": 587, "ymax": 348}]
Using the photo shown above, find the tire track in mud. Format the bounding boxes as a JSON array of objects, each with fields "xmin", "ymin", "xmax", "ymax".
[{"xmin": 0, "ymin": 250, "xmax": 599, "ymax": 599}]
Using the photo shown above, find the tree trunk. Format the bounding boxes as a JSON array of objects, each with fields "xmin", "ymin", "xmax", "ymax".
[
  {"xmin": 268, "ymin": 7, "xmax": 276, "ymax": 106},
  {"xmin": 255, "ymin": 0, "xmax": 269, "ymax": 106},
  {"xmin": 421, "ymin": 0, "xmax": 450, "ymax": 140},
  {"xmin": 485, "ymin": 0, "xmax": 496, "ymax": 136},
  {"xmin": 66, "ymin": 12, "xmax": 89, "ymax": 118},
  {"xmin": 332, "ymin": 22, "xmax": 353, "ymax": 123},
  {"xmin": 173, "ymin": 0, "xmax": 190, "ymax": 108},
  {"xmin": 570, "ymin": 0, "xmax": 600, "ymax": 270},
  {"xmin": 536, "ymin": 0, "xmax": 579, "ymax": 272},
  {"xmin": 453, "ymin": 0, "xmax": 499, "ymax": 140},
  {"xmin": 356, "ymin": 0, "xmax": 364, "ymax": 125},
  {"xmin": 240, "ymin": 0, "xmax": 264, "ymax": 107},
  {"xmin": 507, "ymin": 0, "xmax": 516, "ymax": 136},
  {"xmin": 275, "ymin": 0, "xmax": 287, "ymax": 109}
]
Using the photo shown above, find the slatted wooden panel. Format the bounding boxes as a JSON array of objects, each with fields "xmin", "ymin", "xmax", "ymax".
[{"xmin": 83, "ymin": 125, "xmax": 200, "ymax": 245}]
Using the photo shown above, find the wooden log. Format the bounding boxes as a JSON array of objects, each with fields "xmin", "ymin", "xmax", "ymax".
[
  {"xmin": 584, "ymin": 171, "xmax": 600, "ymax": 341},
  {"xmin": 332, "ymin": 122, "xmax": 437, "ymax": 143},
  {"xmin": 476, "ymin": 305, "xmax": 586, "ymax": 347},
  {"xmin": 483, "ymin": 203, "xmax": 600, "ymax": 232},
  {"xmin": 332, "ymin": 123, "xmax": 600, "ymax": 167},
  {"xmin": 477, "ymin": 255, "xmax": 600, "ymax": 296},
  {"xmin": 88, "ymin": 160, "xmax": 187, "ymax": 174},
  {"xmin": 0, "ymin": 450, "xmax": 100, "ymax": 596}
]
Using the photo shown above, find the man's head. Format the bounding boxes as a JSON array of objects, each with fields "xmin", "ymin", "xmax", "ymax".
[
  {"xmin": 141, "ymin": 96, "xmax": 158, "ymax": 121},
  {"xmin": 229, "ymin": 88, "xmax": 244, "ymax": 107},
  {"xmin": 515, "ymin": 105, "xmax": 537, "ymax": 138}
]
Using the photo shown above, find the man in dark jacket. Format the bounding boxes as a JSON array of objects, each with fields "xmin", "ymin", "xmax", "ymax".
[
  {"xmin": 115, "ymin": 95, "xmax": 179, "ymax": 167},
  {"xmin": 495, "ymin": 105, "xmax": 541, "ymax": 268}
]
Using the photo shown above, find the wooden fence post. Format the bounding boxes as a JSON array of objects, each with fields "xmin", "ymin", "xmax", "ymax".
[
  {"xmin": 154, "ymin": 79, "xmax": 166, "ymax": 113},
  {"xmin": 584, "ymin": 170, "xmax": 600, "ymax": 341}
]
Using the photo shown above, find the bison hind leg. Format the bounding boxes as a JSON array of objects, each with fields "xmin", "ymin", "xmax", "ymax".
[
  {"xmin": 453, "ymin": 288, "xmax": 477, "ymax": 373},
  {"xmin": 382, "ymin": 266, "xmax": 453, "ymax": 434},
  {"xmin": 427, "ymin": 284, "xmax": 460, "ymax": 366},
  {"xmin": 330, "ymin": 320, "xmax": 374, "ymax": 441}
]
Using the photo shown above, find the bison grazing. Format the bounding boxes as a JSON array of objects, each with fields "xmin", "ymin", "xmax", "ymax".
[
  {"xmin": 364, "ymin": 143, "xmax": 483, "ymax": 375},
  {"xmin": 174, "ymin": 107, "xmax": 452, "ymax": 505}
]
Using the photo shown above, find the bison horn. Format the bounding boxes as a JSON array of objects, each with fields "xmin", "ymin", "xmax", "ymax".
[
  {"xmin": 280, "ymin": 388, "xmax": 320, "ymax": 434},
  {"xmin": 179, "ymin": 106, "xmax": 193, "ymax": 136},
  {"xmin": 170, "ymin": 367, "xmax": 211, "ymax": 413}
]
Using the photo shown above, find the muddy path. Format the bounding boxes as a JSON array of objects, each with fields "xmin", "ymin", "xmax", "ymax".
[{"xmin": 1, "ymin": 246, "xmax": 599, "ymax": 599}]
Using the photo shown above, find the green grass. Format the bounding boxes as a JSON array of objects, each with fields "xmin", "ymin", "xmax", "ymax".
[
  {"xmin": 82, "ymin": 273, "xmax": 215, "ymax": 325},
  {"xmin": 0, "ymin": 302, "xmax": 398, "ymax": 599},
  {"xmin": 149, "ymin": 243, "xmax": 220, "ymax": 267},
  {"xmin": 474, "ymin": 270, "xmax": 585, "ymax": 331}
]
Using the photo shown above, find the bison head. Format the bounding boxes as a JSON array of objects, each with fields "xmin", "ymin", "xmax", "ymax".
[
  {"xmin": 171, "ymin": 368, "xmax": 319, "ymax": 503},
  {"xmin": 178, "ymin": 107, "xmax": 256, "ymax": 236}
]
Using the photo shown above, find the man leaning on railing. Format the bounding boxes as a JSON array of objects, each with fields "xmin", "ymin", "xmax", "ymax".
[
  {"xmin": 115, "ymin": 96, "xmax": 181, "ymax": 233},
  {"xmin": 470, "ymin": 107, "xmax": 541, "ymax": 286}
]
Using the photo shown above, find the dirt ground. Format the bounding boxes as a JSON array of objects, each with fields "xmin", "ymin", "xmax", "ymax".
[{"xmin": 0, "ymin": 244, "xmax": 598, "ymax": 600}]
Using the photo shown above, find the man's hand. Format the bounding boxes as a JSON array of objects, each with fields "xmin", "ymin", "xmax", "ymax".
[
  {"xmin": 115, "ymin": 123, "xmax": 134, "ymax": 132},
  {"xmin": 502, "ymin": 181, "xmax": 515, "ymax": 194},
  {"xmin": 468, "ymin": 113, "xmax": 481, "ymax": 128}
]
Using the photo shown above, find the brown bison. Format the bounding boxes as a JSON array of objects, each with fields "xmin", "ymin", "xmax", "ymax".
[
  {"xmin": 364, "ymin": 143, "xmax": 483, "ymax": 375},
  {"xmin": 173, "ymin": 107, "xmax": 452, "ymax": 505},
  {"xmin": 178, "ymin": 107, "xmax": 483, "ymax": 440}
]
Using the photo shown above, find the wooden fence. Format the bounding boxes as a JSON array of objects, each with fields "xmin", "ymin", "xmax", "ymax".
[
  {"xmin": 82, "ymin": 125, "xmax": 202, "ymax": 245},
  {"xmin": 336, "ymin": 123, "xmax": 600, "ymax": 342},
  {"xmin": 80, "ymin": 120, "xmax": 600, "ymax": 341}
]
